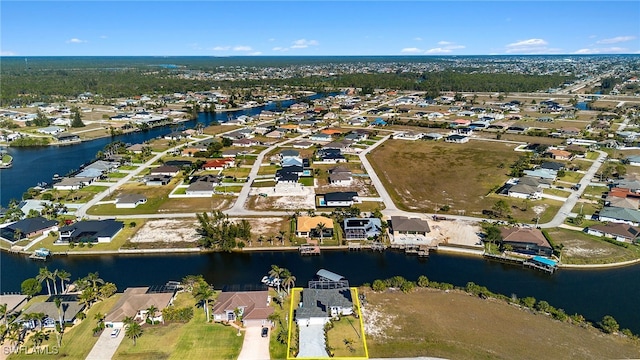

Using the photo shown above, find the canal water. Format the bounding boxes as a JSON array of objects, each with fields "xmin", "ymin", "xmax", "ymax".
[{"xmin": 1, "ymin": 250, "xmax": 640, "ymax": 333}]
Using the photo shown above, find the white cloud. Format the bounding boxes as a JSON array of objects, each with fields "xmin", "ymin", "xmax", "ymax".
[
  {"xmin": 233, "ymin": 45, "xmax": 253, "ymax": 51},
  {"xmin": 401, "ymin": 47, "xmax": 423, "ymax": 54},
  {"xmin": 574, "ymin": 47, "xmax": 628, "ymax": 54},
  {"xmin": 249, "ymin": 52, "xmax": 262, "ymax": 56},
  {"xmin": 414, "ymin": 37, "xmax": 423, "ymax": 41},
  {"xmin": 268, "ymin": 38, "xmax": 275, "ymax": 42},
  {"xmin": 67, "ymin": 38, "xmax": 87, "ymax": 44},
  {"xmin": 291, "ymin": 39, "xmax": 319, "ymax": 49},
  {"xmin": 507, "ymin": 38, "xmax": 548, "ymax": 48},
  {"xmin": 426, "ymin": 47, "xmax": 452, "ymax": 54},
  {"xmin": 437, "ymin": 41, "xmax": 452, "ymax": 45},
  {"xmin": 0, "ymin": 50, "xmax": 16, "ymax": 56},
  {"xmin": 212, "ymin": 46, "xmax": 230, "ymax": 51},
  {"xmin": 505, "ymin": 38, "xmax": 554, "ymax": 53},
  {"xmin": 597, "ymin": 36, "xmax": 636, "ymax": 44},
  {"xmin": 100, "ymin": 35, "xmax": 108, "ymax": 39},
  {"xmin": 272, "ymin": 47, "xmax": 288, "ymax": 52}
]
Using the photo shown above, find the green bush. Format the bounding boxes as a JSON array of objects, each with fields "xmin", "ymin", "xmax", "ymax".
[{"xmin": 371, "ymin": 279, "xmax": 387, "ymax": 292}]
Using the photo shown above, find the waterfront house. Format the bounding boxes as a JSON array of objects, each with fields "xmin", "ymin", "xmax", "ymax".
[
  {"xmin": 318, "ymin": 192, "xmax": 359, "ymax": 207},
  {"xmin": 0, "ymin": 217, "xmax": 58, "ymax": 242},
  {"xmin": 58, "ymin": 219, "xmax": 124, "ymax": 243},
  {"xmin": 18, "ymin": 297, "xmax": 85, "ymax": 329},
  {"xmin": 55, "ymin": 133, "xmax": 80, "ymax": 143},
  {"xmin": 115, "ymin": 194, "xmax": 147, "ymax": 208},
  {"xmin": 296, "ymin": 216, "xmax": 334, "ymax": 238},
  {"xmin": 211, "ymin": 290, "xmax": 274, "ymax": 327},
  {"xmin": 390, "ymin": 216, "xmax": 431, "ymax": 238},
  {"xmin": 53, "ymin": 177, "xmax": 89, "ymax": 190},
  {"xmin": 499, "ymin": 227, "xmax": 553, "ymax": 256},
  {"xmin": 343, "ymin": 217, "xmax": 382, "ymax": 240},
  {"xmin": 586, "ymin": 223, "xmax": 640, "ymax": 243},
  {"xmin": 105, "ymin": 287, "xmax": 176, "ymax": 329}
]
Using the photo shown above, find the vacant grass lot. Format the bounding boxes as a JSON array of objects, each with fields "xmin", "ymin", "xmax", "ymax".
[
  {"xmin": 546, "ymin": 228, "xmax": 640, "ymax": 264},
  {"xmin": 113, "ymin": 293, "xmax": 243, "ymax": 360},
  {"xmin": 368, "ymin": 140, "xmax": 520, "ymax": 213},
  {"xmin": 364, "ymin": 288, "xmax": 640, "ymax": 360}
]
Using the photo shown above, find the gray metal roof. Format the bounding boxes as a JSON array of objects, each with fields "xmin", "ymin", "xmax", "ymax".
[{"xmin": 316, "ymin": 269, "xmax": 344, "ymax": 282}]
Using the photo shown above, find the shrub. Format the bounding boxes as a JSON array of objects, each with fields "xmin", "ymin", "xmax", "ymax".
[
  {"xmin": 371, "ymin": 279, "xmax": 387, "ymax": 292},
  {"xmin": 386, "ymin": 276, "xmax": 407, "ymax": 288},
  {"xmin": 417, "ymin": 275, "xmax": 429, "ymax": 287},
  {"xmin": 599, "ymin": 315, "xmax": 619, "ymax": 334},
  {"xmin": 400, "ymin": 281, "xmax": 415, "ymax": 293},
  {"xmin": 520, "ymin": 297, "xmax": 536, "ymax": 309}
]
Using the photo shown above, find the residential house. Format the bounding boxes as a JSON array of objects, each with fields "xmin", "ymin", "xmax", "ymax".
[
  {"xmin": 295, "ymin": 288, "xmax": 353, "ymax": 326},
  {"xmin": 144, "ymin": 174, "xmax": 172, "ymax": 186},
  {"xmin": 390, "ymin": 216, "xmax": 430, "ymax": 237},
  {"xmin": 115, "ymin": 194, "xmax": 147, "ymax": 208},
  {"xmin": 53, "ymin": 177, "xmax": 88, "ymax": 190},
  {"xmin": 343, "ymin": 218, "xmax": 382, "ymax": 240},
  {"xmin": 445, "ymin": 134, "xmax": 470, "ymax": 143},
  {"xmin": 37, "ymin": 126, "xmax": 65, "ymax": 135},
  {"xmin": 523, "ymin": 168, "xmax": 557, "ymax": 180},
  {"xmin": 507, "ymin": 184, "xmax": 542, "ymax": 200},
  {"xmin": 186, "ymin": 175, "xmax": 220, "ymax": 196},
  {"xmin": 55, "ymin": 133, "xmax": 80, "ymax": 143},
  {"xmin": 500, "ymin": 227, "xmax": 553, "ymax": 256},
  {"xmin": 296, "ymin": 216, "xmax": 334, "ymax": 238},
  {"xmin": 232, "ymin": 138, "xmax": 260, "ymax": 147},
  {"xmin": 310, "ymin": 133, "xmax": 332, "ymax": 142},
  {"xmin": 0, "ymin": 217, "xmax": 58, "ymax": 241},
  {"xmin": 317, "ymin": 148, "xmax": 346, "ymax": 164},
  {"xmin": 394, "ymin": 131, "xmax": 424, "ymax": 141},
  {"xmin": 58, "ymin": 219, "xmax": 124, "ymax": 243},
  {"xmin": 19, "ymin": 297, "xmax": 85, "ymax": 329},
  {"xmin": 547, "ymin": 149, "xmax": 573, "ymax": 160},
  {"xmin": 586, "ymin": 223, "xmax": 640, "ymax": 243},
  {"xmin": 150, "ymin": 165, "xmax": 180, "ymax": 177},
  {"xmin": 328, "ymin": 166, "xmax": 352, "ymax": 185},
  {"xmin": 318, "ymin": 192, "xmax": 359, "ymax": 207},
  {"xmin": 203, "ymin": 158, "xmax": 235, "ymax": 171},
  {"xmin": 105, "ymin": 287, "xmax": 176, "ymax": 329},
  {"xmin": 424, "ymin": 133, "xmax": 444, "ymax": 141},
  {"xmin": 540, "ymin": 162, "xmax": 565, "ymax": 171},
  {"xmin": 598, "ymin": 207, "xmax": 640, "ymax": 226},
  {"xmin": 292, "ymin": 141, "xmax": 314, "ymax": 149},
  {"xmin": 211, "ymin": 291, "xmax": 274, "ymax": 327}
]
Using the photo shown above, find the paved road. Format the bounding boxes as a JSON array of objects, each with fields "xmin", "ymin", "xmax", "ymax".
[
  {"xmin": 237, "ymin": 326, "xmax": 270, "ymax": 360},
  {"xmin": 539, "ymin": 150, "xmax": 608, "ymax": 228}
]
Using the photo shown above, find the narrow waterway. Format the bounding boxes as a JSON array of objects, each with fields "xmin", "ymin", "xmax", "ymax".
[{"xmin": 1, "ymin": 250, "xmax": 640, "ymax": 334}]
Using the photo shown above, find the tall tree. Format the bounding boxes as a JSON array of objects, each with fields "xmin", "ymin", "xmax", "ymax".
[
  {"xmin": 281, "ymin": 269, "xmax": 296, "ymax": 294},
  {"xmin": 21, "ymin": 278, "xmax": 42, "ymax": 298},
  {"xmin": 85, "ymin": 272, "xmax": 104, "ymax": 290},
  {"xmin": 70, "ymin": 107, "xmax": 85, "ymax": 128},
  {"xmin": 57, "ymin": 269, "xmax": 71, "ymax": 294},
  {"xmin": 36, "ymin": 267, "xmax": 53, "ymax": 296},
  {"xmin": 193, "ymin": 280, "xmax": 214, "ymax": 322},
  {"xmin": 315, "ymin": 222, "xmax": 327, "ymax": 244},
  {"xmin": 52, "ymin": 269, "xmax": 59, "ymax": 295},
  {"xmin": 146, "ymin": 305, "xmax": 158, "ymax": 324}
]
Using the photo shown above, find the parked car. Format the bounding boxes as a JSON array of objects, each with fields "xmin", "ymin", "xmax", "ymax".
[
  {"xmin": 110, "ymin": 328, "xmax": 120, "ymax": 338},
  {"xmin": 261, "ymin": 327, "xmax": 268, "ymax": 338}
]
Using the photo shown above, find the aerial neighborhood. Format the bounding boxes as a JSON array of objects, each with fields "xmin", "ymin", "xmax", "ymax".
[{"xmin": 2, "ymin": 53, "xmax": 640, "ymax": 359}]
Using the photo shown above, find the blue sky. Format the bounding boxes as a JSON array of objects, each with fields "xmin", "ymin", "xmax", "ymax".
[{"xmin": 2, "ymin": 1, "xmax": 639, "ymax": 56}]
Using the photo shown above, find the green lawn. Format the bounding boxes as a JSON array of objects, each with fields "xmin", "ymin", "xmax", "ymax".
[
  {"xmin": 118, "ymin": 165, "xmax": 139, "ymax": 171},
  {"xmin": 257, "ymin": 165, "xmax": 279, "ymax": 175},
  {"xmin": 215, "ymin": 185, "xmax": 243, "ymax": 193},
  {"xmin": 299, "ymin": 177, "xmax": 314, "ymax": 186},
  {"xmin": 582, "ymin": 185, "xmax": 608, "ymax": 198},
  {"xmin": 558, "ymin": 171, "xmax": 584, "ymax": 184},
  {"xmin": 586, "ymin": 151, "xmax": 600, "ymax": 160},
  {"xmin": 546, "ymin": 228, "xmax": 640, "ymax": 264},
  {"xmin": 108, "ymin": 172, "xmax": 128, "ymax": 179},
  {"xmin": 571, "ymin": 201, "xmax": 601, "ymax": 216},
  {"xmin": 9, "ymin": 295, "xmax": 121, "ymax": 360},
  {"xmin": 172, "ymin": 187, "xmax": 187, "ymax": 195},
  {"xmin": 543, "ymin": 188, "xmax": 571, "ymax": 198},
  {"xmin": 113, "ymin": 293, "xmax": 243, "ymax": 360}
]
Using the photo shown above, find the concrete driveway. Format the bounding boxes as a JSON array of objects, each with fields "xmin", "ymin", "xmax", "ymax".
[
  {"xmin": 298, "ymin": 323, "xmax": 328, "ymax": 358},
  {"xmin": 86, "ymin": 328, "xmax": 125, "ymax": 360},
  {"xmin": 237, "ymin": 326, "xmax": 270, "ymax": 360}
]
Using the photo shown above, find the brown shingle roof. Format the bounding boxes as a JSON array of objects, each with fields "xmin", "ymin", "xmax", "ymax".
[
  {"xmin": 105, "ymin": 287, "xmax": 174, "ymax": 323},
  {"xmin": 500, "ymin": 227, "xmax": 551, "ymax": 248},
  {"xmin": 211, "ymin": 291, "xmax": 273, "ymax": 321}
]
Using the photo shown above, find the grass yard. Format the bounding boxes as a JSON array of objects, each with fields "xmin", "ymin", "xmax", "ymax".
[
  {"xmin": 269, "ymin": 289, "xmax": 292, "ymax": 360},
  {"xmin": 108, "ymin": 172, "xmax": 128, "ymax": 179},
  {"xmin": 257, "ymin": 165, "xmax": 279, "ymax": 175},
  {"xmin": 220, "ymin": 166, "xmax": 251, "ymax": 178},
  {"xmin": 113, "ymin": 293, "xmax": 243, "ymax": 360},
  {"xmin": 571, "ymin": 201, "xmax": 601, "ymax": 216},
  {"xmin": 582, "ymin": 185, "xmax": 608, "ymax": 198},
  {"xmin": 558, "ymin": 170, "xmax": 584, "ymax": 183},
  {"xmin": 9, "ymin": 295, "xmax": 121, "ymax": 360},
  {"xmin": 543, "ymin": 188, "xmax": 571, "ymax": 198},
  {"xmin": 368, "ymin": 140, "xmax": 521, "ymax": 214},
  {"xmin": 363, "ymin": 287, "xmax": 640, "ymax": 360},
  {"xmin": 545, "ymin": 227, "xmax": 640, "ymax": 264},
  {"xmin": 215, "ymin": 185, "xmax": 243, "ymax": 193},
  {"xmin": 159, "ymin": 196, "xmax": 235, "ymax": 212}
]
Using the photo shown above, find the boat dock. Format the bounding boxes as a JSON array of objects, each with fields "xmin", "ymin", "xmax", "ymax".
[
  {"xmin": 299, "ymin": 244, "xmax": 320, "ymax": 256},
  {"xmin": 484, "ymin": 253, "xmax": 557, "ymax": 274},
  {"xmin": 29, "ymin": 248, "xmax": 51, "ymax": 261},
  {"xmin": 348, "ymin": 243, "xmax": 362, "ymax": 251}
]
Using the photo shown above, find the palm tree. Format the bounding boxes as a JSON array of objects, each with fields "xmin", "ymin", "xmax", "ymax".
[
  {"xmin": 146, "ymin": 305, "xmax": 158, "ymax": 324},
  {"xmin": 34, "ymin": 312, "xmax": 47, "ymax": 331},
  {"xmin": 37, "ymin": 267, "xmax": 53, "ymax": 296},
  {"xmin": 51, "ymin": 269, "xmax": 59, "ymax": 295},
  {"xmin": 0, "ymin": 303, "xmax": 7, "ymax": 327},
  {"xmin": 281, "ymin": 269, "xmax": 296, "ymax": 294},
  {"xmin": 123, "ymin": 316, "xmax": 135, "ymax": 327},
  {"xmin": 315, "ymin": 222, "xmax": 327, "ymax": 245},
  {"xmin": 99, "ymin": 282, "xmax": 117, "ymax": 299},
  {"xmin": 31, "ymin": 331, "xmax": 48, "ymax": 347},
  {"xmin": 278, "ymin": 230, "xmax": 286, "ymax": 245},
  {"xmin": 57, "ymin": 269, "xmax": 71, "ymax": 294},
  {"xmin": 125, "ymin": 322, "xmax": 143, "ymax": 346},
  {"xmin": 193, "ymin": 281, "xmax": 214, "ymax": 322},
  {"xmin": 79, "ymin": 287, "xmax": 96, "ymax": 309},
  {"xmin": 54, "ymin": 297, "xmax": 63, "ymax": 347},
  {"xmin": 85, "ymin": 272, "xmax": 104, "ymax": 290},
  {"xmin": 269, "ymin": 265, "xmax": 284, "ymax": 293}
]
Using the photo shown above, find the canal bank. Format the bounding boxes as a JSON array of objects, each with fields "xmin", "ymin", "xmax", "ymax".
[{"xmin": 2, "ymin": 248, "xmax": 640, "ymax": 334}]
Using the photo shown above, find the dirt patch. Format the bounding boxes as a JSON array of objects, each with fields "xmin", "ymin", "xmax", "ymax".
[
  {"xmin": 132, "ymin": 219, "xmax": 199, "ymax": 243},
  {"xmin": 431, "ymin": 220, "xmax": 482, "ymax": 247}
]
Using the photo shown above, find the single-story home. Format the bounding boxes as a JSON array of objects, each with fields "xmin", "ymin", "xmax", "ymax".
[
  {"xmin": 0, "ymin": 217, "xmax": 58, "ymax": 241},
  {"xmin": 500, "ymin": 227, "xmax": 553, "ymax": 256},
  {"xmin": 598, "ymin": 207, "xmax": 640, "ymax": 226},
  {"xmin": 58, "ymin": 219, "xmax": 124, "ymax": 243},
  {"xmin": 390, "ymin": 216, "xmax": 431, "ymax": 237},
  {"xmin": 343, "ymin": 218, "xmax": 382, "ymax": 240},
  {"xmin": 150, "ymin": 165, "xmax": 180, "ymax": 177},
  {"xmin": 19, "ymin": 297, "xmax": 85, "ymax": 329},
  {"xmin": 318, "ymin": 192, "xmax": 359, "ymax": 207},
  {"xmin": 295, "ymin": 288, "xmax": 353, "ymax": 326},
  {"xmin": 445, "ymin": 134, "xmax": 469, "ymax": 143},
  {"xmin": 144, "ymin": 174, "xmax": 172, "ymax": 186},
  {"xmin": 105, "ymin": 287, "xmax": 176, "ymax": 328},
  {"xmin": 53, "ymin": 177, "xmax": 90, "ymax": 190},
  {"xmin": 507, "ymin": 183, "xmax": 542, "ymax": 200},
  {"xmin": 115, "ymin": 194, "xmax": 147, "ymax": 208},
  {"xmin": 296, "ymin": 216, "xmax": 334, "ymax": 238},
  {"xmin": 211, "ymin": 291, "xmax": 274, "ymax": 327},
  {"xmin": 186, "ymin": 175, "xmax": 219, "ymax": 196},
  {"xmin": 586, "ymin": 223, "xmax": 640, "ymax": 243}
]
